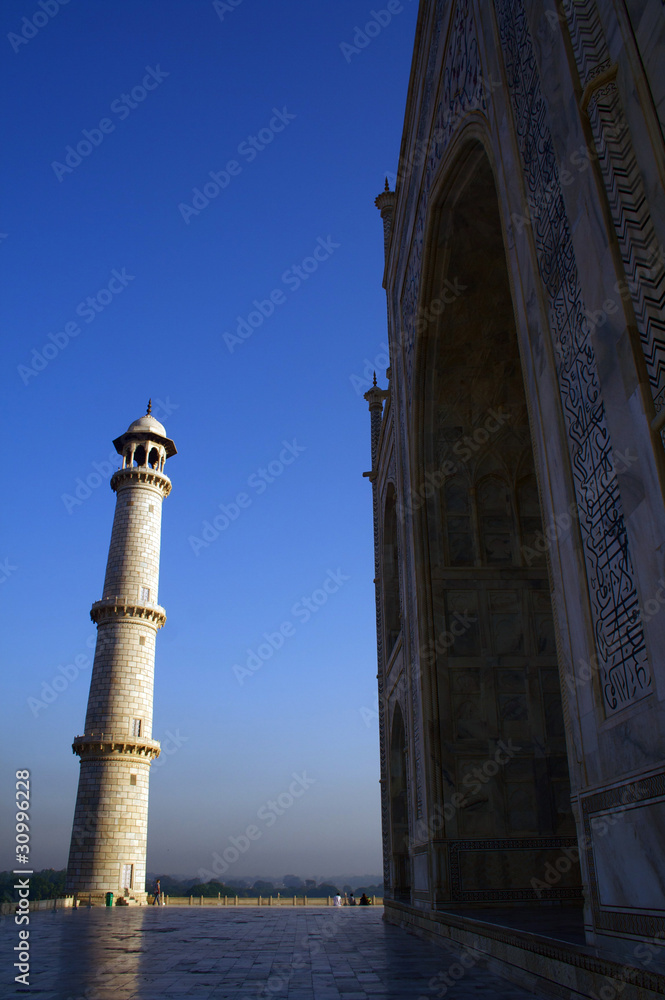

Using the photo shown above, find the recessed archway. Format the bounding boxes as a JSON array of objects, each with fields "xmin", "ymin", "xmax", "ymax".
[{"xmin": 412, "ymin": 139, "xmax": 579, "ymax": 899}]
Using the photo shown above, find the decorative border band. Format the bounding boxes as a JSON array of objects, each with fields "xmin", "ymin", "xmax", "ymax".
[
  {"xmin": 449, "ymin": 837, "xmax": 581, "ymax": 901},
  {"xmin": 72, "ymin": 734, "xmax": 161, "ymax": 760},
  {"xmin": 90, "ymin": 598, "xmax": 166, "ymax": 628},
  {"xmin": 111, "ymin": 467, "xmax": 172, "ymax": 496}
]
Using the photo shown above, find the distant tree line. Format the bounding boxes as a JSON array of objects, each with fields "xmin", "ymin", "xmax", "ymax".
[
  {"xmin": 0, "ymin": 869, "xmax": 66, "ymax": 903},
  {"xmin": 165, "ymin": 878, "xmax": 344, "ymax": 898},
  {"xmin": 0, "ymin": 870, "xmax": 383, "ymax": 904},
  {"xmin": 152, "ymin": 875, "xmax": 384, "ymax": 898}
]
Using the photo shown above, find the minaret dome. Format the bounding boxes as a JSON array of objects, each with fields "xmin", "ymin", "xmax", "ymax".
[{"xmin": 113, "ymin": 401, "xmax": 176, "ymax": 472}]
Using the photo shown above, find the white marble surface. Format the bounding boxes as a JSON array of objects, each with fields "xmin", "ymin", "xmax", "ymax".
[{"xmin": 592, "ymin": 800, "xmax": 665, "ymax": 909}]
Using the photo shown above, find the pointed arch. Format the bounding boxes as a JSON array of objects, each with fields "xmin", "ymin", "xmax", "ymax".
[{"xmin": 406, "ymin": 135, "xmax": 576, "ymax": 880}]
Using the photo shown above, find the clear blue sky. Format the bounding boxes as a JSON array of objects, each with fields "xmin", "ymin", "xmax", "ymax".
[{"xmin": 1, "ymin": 0, "xmax": 418, "ymax": 881}]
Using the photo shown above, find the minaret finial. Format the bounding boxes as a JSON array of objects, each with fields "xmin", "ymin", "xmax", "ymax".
[
  {"xmin": 373, "ymin": 371, "xmax": 377, "ymax": 387},
  {"xmin": 384, "ymin": 177, "xmax": 390, "ymax": 192},
  {"xmin": 146, "ymin": 398, "xmax": 152, "ymax": 415}
]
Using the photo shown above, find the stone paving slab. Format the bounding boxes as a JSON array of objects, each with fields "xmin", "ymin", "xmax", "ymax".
[{"xmin": 1, "ymin": 906, "xmax": 548, "ymax": 999}]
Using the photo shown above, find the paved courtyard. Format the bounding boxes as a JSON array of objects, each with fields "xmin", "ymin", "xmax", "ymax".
[{"xmin": 3, "ymin": 905, "xmax": 549, "ymax": 999}]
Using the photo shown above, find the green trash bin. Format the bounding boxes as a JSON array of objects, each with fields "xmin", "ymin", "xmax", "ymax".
[{"xmin": 105, "ymin": 892, "xmax": 114, "ymax": 907}]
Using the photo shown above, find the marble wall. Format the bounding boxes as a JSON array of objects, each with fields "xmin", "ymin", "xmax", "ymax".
[{"xmin": 370, "ymin": 0, "xmax": 665, "ymax": 963}]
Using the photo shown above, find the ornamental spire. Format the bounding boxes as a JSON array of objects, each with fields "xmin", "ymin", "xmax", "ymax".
[
  {"xmin": 375, "ymin": 180, "xmax": 396, "ymax": 264},
  {"xmin": 146, "ymin": 399, "xmax": 152, "ymax": 415}
]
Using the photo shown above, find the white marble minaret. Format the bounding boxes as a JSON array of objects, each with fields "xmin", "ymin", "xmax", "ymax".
[{"xmin": 66, "ymin": 403, "xmax": 176, "ymax": 903}]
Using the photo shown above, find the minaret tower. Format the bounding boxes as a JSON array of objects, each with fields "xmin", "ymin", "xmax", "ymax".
[{"xmin": 66, "ymin": 402, "xmax": 176, "ymax": 904}]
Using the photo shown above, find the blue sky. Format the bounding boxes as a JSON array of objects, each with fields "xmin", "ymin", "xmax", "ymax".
[{"xmin": 1, "ymin": 0, "xmax": 418, "ymax": 881}]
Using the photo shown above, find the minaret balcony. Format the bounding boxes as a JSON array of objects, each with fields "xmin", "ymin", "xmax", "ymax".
[
  {"xmin": 72, "ymin": 732, "xmax": 161, "ymax": 760},
  {"xmin": 90, "ymin": 597, "xmax": 167, "ymax": 628},
  {"xmin": 110, "ymin": 466, "xmax": 172, "ymax": 496}
]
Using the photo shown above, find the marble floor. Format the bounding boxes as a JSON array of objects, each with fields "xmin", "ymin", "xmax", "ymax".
[{"xmin": 2, "ymin": 905, "xmax": 551, "ymax": 999}]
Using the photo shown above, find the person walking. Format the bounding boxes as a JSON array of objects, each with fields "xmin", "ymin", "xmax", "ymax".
[{"xmin": 153, "ymin": 879, "xmax": 161, "ymax": 905}]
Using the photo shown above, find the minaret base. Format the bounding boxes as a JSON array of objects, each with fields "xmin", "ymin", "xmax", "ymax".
[
  {"xmin": 66, "ymin": 751, "xmax": 156, "ymax": 902},
  {"xmin": 69, "ymin": 891, "xmax": 149, "ymax": 907}
]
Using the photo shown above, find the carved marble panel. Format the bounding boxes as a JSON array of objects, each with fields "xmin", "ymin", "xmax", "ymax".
[
  {"xmin": 562, "ymin": 0, "xmax": 665, "ymax": 425},
  {"xmin": 399, "ymin": 0, "xmax": 487, "ymax": 393},
  {"xmin": 495, "ymin": 0, "xmax": 652, "ymax": 716},
  {"xmin": 449, "ymin": 837, "xmax": 581, "ymax": 901}
]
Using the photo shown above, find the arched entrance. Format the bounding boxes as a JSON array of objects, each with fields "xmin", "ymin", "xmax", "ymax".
[{"xmin": 413, "ymin": 140, "xmax": 580, "ymax": 904}]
